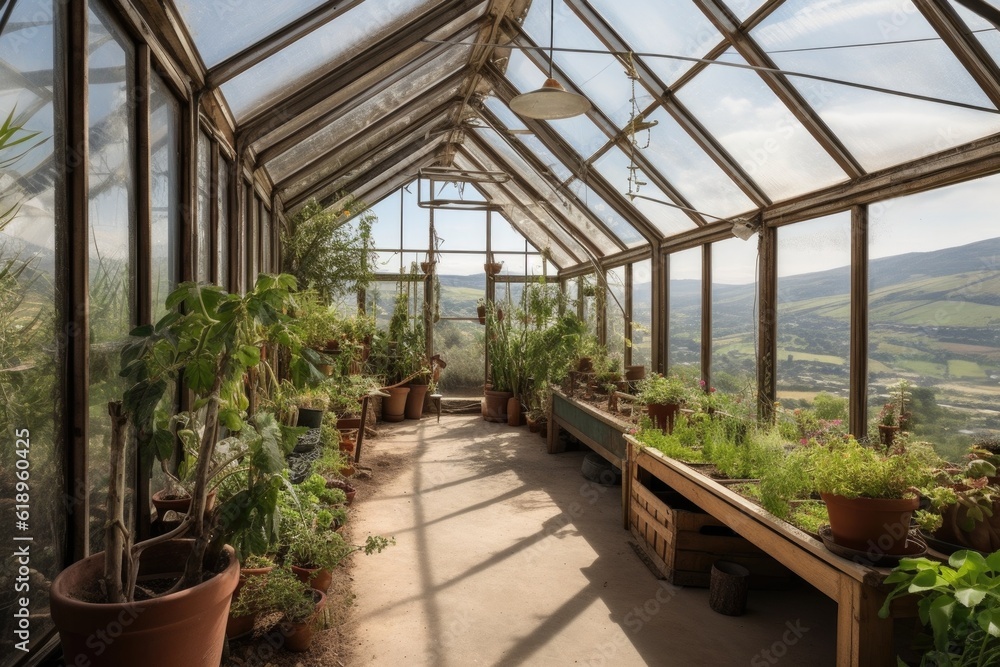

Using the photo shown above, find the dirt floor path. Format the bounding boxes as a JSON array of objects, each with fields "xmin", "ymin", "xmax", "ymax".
[{"xmin": 343, "ymin": 415, "xmax": 838, "ymax": 666}]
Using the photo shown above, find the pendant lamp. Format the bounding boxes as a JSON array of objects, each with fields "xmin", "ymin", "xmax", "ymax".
[{"xmin": 509, "ymin": 0, "xmax": 591, "ymax": 120}]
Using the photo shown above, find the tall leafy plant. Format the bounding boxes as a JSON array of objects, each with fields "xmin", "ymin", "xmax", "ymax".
[
  {"xmin": 109, "ymin": 275, "xmax": 307, "ymax": 603},
  {"xmin": 281, "ymin": 196, "xmax": 377, "ymax": 303}
]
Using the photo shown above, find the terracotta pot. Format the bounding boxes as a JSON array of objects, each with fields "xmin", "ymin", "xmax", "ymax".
[
  {"xmin": 339, "ymin": 463, "xmax": 356, "ymax": 478},
  {"xmin": 291, "ymin": 564, "xmax": 332, "ymax": 593},
  {"xmin": 50, "ymin": 541, "xmax": 239, "ymax": 667},
  {"xmin": 646, "ymin": 402, "xmax": 681, "ymax": 434},
  {"xmin": 406, "ymin": 383, "xmax": 429, "ymax": 419},
  {"xmin": 485, "ymin": 262, "xmax": 502, "ymax": 275},
  {"xmin": 420, "ymin": 261, "xmax": 435, "ymax": 274},
  {"xmin": 326, "ymin": 478, "xmax": 357, "ymax": 505},
  {"xmin": 151, "ymin": 489, "xmax": 217, "ymax": 523},
  {"xmin": 624, "ymin": 365, "xmax": 646, "ymax": 382},
  {"xmin": 381, "ymin": 386, "xmax": 410, "ymax": 422},
  {"xmin": 296, "ymin": 407, "xmax": 325, "ymax": 429},
  {"xmin": 283, "ymin": 589, "xmax": 327, "ymax": 652},
  {"xmin": 527, "ymin": 416, "xmax": 541, "ymax": 433},
  {"xmin": 484, "ymin": 389, "xmax": 513, "ymax": 423},
  {"xmin": 507, "ymin": 396, "xmax": 523, "ymax": 427},
  {"xmin": 477, "ymin": 305, "xmax": 486, "ymax": 325},
  {"xmin": 933, "ymin": 491, "xmax": 1000, "ymax": 553},
  {"xmin": 878, "ymin": 424, "xmax": 899, "ymax": 448},
  {"xmin": 338, "ymin": 437, "xmax": 355, "ymax": 454},
  {"xmin": 821, "ymin": 493, "xmax": 918, "ymax": 555}
]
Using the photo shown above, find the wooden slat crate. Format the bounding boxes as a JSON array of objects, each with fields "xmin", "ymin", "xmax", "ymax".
[{"xmin": 629, "ymin": 456, "xmax": 793, "ymax": 589}]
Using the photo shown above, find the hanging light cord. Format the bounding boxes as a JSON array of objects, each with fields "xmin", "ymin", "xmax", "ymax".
[{"xmin": 547, "ymin": 0, "xmax": 555, "ymax": 78}]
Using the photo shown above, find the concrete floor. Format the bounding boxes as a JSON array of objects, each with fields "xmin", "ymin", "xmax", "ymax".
[{"xmin": 346, "ymin": 415, "xmax": 838, "ymax": 667}]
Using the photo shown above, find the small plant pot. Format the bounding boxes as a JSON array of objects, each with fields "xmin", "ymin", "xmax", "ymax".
[
  {"xmin": 326, "ymin": 478, "xmax": 357, "ymax": 505},
  {"xmin": 291, "ymin": 564, "xmax": 332, "ymax": 593},
  {"xmin": 420, "ymin": 261, "xmax": 435, "ymax": 274},
  {"xmin": 646, "ymin": 402, "xmax": 681, "ymax": 434},
  {"xmin": 484, "ymin": 389, "xmax": 513, "ymax": 423},
  {"xmin": 296, "ymin": 407, "xmax": 325, "ymax": 429},
  {"xmin": 485, "ymin": 262, "xmax": 503, "ymax": 275},
  {"xmin": 282, "ymin": 590, "xmax": 327, "ymax": 652},
  {"xmin": 406, "ymin": 383, "xmax": 429, "ymax": 419},
  {"xmin": 878, "ymin": 425, "xmax": 899, "ymax": 448},
  {"xmin": 151, "ymin": 489, "xmax": 217, "ymax": 523}
]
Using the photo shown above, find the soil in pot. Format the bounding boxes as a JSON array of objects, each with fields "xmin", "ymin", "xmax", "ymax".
[
  {"xmin": 821, "ymin": 493, "xmax": 918, "ymax": 555},
  {"xmin": 50, "ymin": 540, "xmax": 239, "ymax": 667},
  {"xmin": 151, "ymin": 489, "xmax": 217, "ymax": 524}
]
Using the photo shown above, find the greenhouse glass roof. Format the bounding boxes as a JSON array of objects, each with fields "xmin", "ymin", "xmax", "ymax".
[{"xmin": 162, "ymin": 0, "xmax": 1000, "ymax": 271}]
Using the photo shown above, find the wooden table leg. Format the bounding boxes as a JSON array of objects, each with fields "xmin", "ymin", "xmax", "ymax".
[{"xmin": 837, "ymin": 577, "xmax": 894, "ymax": 667}]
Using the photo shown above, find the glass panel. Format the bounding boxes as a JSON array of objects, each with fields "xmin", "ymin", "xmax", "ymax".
[
  {"xmin": 471, "ymin": 129, "xmax": 624, "ymax": 253},
  {"xmin": 752, "ymin": 0, "xmax": 1000, "ymax": 171},
  {"xmin": 173, "ymin": 0, "xmax": 328, "ymax": 66},
  {"xmin": 631, "ymin": 260, "xmax": 652, "ymax": 367},
  {"xmin": 150, "ymin": 71, "xmax": 180, "ymax": 316},
  {"xmin": 677, "ymin": 50, "xmax": 848, "ymax": 200},
  {"xmin": 725, "ymin": 0, "xmax": 769, "ymax": 22},
  {"xmin": 261, "ymin": 205, "xmax": 272, "ymax": 273},
  {"xmin": 88, "ymin": 3, "xmax": 135, "ymax": 554},
  {"xmin": 642, "ymin": 107, "xmax": 757, "ymax": 219},
  {"xmin": 432, "ymin": 207, "xmax": 487, "ymax": 252},
  {"xmin": 434, "ymin": 252, "xmax": 486, "ymax": 396},
  {"xmin": 402, "ymin": 184, "xmax": 430, "ymax": 250},
  {"xmin": 776, "ymin": 213, "xmax": 851, "ymax": 410},
  {"xmin": 711, "ymin": 237, "xmax": 758, "ymax": 394},
  {"xmin": 953, "ymin": 2, "xmax": 1000, "ymax": 65},
  {"xmin": 265, "ymin": 58, "xmax": 465, "ymax": 181},
  {"xmin": 517, "ymin": 134, "xmax": 574, "ymax": 182},
  {"xmin": 591, "ymin": 146, "xmax": 697, "ymax": 238},
  {"xmin": 221, "ymin": 0, "xmax": 447, "ymax": 120},
  {"xmin": 586, "ymin": 0, "xmax": 723, "ymax": 86},
  {"xmin": 0, "ymin": 0, "xmax": 65, "ymax": 655},
  {"xmin": 523, "ymin": 0, "xmax": 646, "ymax": 127},
  {"xmin": 868, "ymin": 174, "xmax": 1000, "ymax": 460},
  {"xmin": 563, "ymin": 178, "xmax": 649, "ymax": 246},
  {"xmin": 668, "ymin": 248, "xmax": 702, "ymax": 372},
  {"xmin": 607, "ymin": 267, "xmax": 627, "ymax": 366},
  {"xmin": 492, "ymin": 216, "xmax": 528, "ymax": 252},
  {"xmin": 217, "ymin": 158, "xmax": 230, "ymax": 288},
  {"xmin": 368, "ymin": 188, "xmax": 403, "ymax": 251},
  {"xmin": 245, "ymin": 186, "xmax": 257, "ymax": 288},
  {"xmin": 196, "ymin": 131, "xmax": 211, "ymax": 282}
]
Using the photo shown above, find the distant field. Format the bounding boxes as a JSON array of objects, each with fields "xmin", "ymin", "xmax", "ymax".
[
  {"xmin": 948, "ymin": 359, "xmax": 987, "ymax": 379},
  {"xmin": 777, "ymin": 349, "xmax": 845, "ymax": 365},
  {"xmin": 938, "ymin": 342, "xmax": 1000, "ymax": 360},
  {"xmin": 898, "ymin": 360, "xmax": 947, "ymax": 377}
]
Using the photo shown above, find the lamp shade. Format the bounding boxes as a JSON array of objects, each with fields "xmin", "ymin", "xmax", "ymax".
[{"xmin": 509, "ymin": 78, "xmax": 591, "ymax": 120}]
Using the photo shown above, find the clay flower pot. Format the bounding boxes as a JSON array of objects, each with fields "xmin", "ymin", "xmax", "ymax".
[
  {"xmin": 484, "ymin": 389, "xmax": 513, "ymax": 423},
  {"xmin": 291, "ymin": 564, "xmax": 332, "ymax": 593},
  {"xmin": 821, "ymin": 493, "xmax": 919, "ymax": 555},
  {"xmin": 405, "ymin": 382, "xmax": 428, "ymax": 419},
  {"xmin": 381, "ymin": 386, "xmax": 410, "ymax": 422},
  {"xmin": 646, "ymin": 402, "xmax": 680, "ymax": 434},
  {"xmin": 283, "ymin": 589, "xmax": 327, "ymax": 652},
  {"xmin": 50, "ymin": 540, "xmax": 239, "ymax": 667}
]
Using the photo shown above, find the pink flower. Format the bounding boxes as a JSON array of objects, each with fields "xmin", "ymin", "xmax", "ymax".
[{"xmin": 800, "ymin": 438, "xmax": 808, "ymax": 445}]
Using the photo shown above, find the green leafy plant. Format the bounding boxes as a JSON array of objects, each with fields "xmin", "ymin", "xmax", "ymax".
[
  {"xmin": 793, "ymin": 436, "xmax": 939, "ymax": 500},
  {"xmin": 878, "ymin": 550, "xmax": 1000, "ymax": 665},
  {"xmin": 230, "ymin": 565, "xmax": 319, "ymax": 624},
  {"xmin": 635, "ymin": 373, "xmax": 690, "ymax": 405},
  {"xmin": 109, "ymin": 274, "xmax": 307, "ymax": 602},
  {"xmin": 281, "ymin": 197, "xmax": 377, "ymax": 302}
]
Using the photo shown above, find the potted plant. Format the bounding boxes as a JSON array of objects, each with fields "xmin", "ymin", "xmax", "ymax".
[
  {"xmin": 919, "ymin": 457, "xmax": 1000, "ymax": 553},
  {"xmin": 229, "ymin": 565, "xmax": 327, "ymax": 653},
  {"xmin": 476, "ymin": 298, "xmax": 487, "ymax": 325},
  {"xmin": 876, "ymin": 379, "xmax": 911, "ymax": 448},
  {"xmin": 49, "ymin": 275, "xmax": 307, "ymax": 667},
  {"xmin": 877, "ymin": 550, "xmax": 1000, "ymax": 665},
  {"xmin": 796, "ymin": 436, "xmax": 938, "ymax": 555},
  {"xmin": 226, "ymin": 553, "xmax": 276, "ymax": 639},
  {"xmin": 636, "ymin": 373, "xmax": 690, "ymax": 433},
  {"xmin": 294, "ymin": 387, "xmax": 329, "ymax": 430}
]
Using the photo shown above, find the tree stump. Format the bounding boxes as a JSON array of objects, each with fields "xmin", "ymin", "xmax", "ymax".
[{"xmin": 709, "ymin": 561, "xmax": 749, "ymax": 616}]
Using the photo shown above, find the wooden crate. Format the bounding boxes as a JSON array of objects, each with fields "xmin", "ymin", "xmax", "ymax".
[{"xmin": 629, "ymin": 462, "xmax": 793, "ymax": 588}]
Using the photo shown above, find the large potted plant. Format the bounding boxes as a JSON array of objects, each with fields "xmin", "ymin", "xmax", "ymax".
[
  {"xmin": 796, "ymin": 436, "xmax": 938, "ymax": 555},
  {"xmin": 636, "ymin": 373, "xmax": 690, "ymax": 433},
  {"xmin": 49, "ymin": 275, "xmax": 306, "ymax": 667}
]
